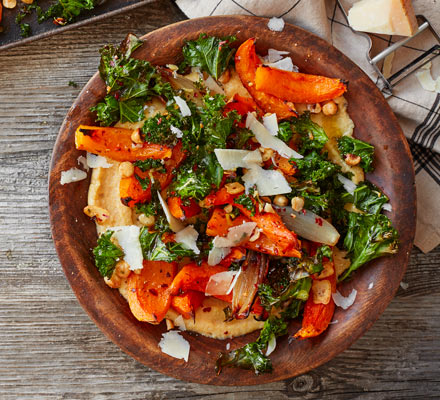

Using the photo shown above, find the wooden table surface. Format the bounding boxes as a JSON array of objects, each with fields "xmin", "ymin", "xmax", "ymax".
[{"xmin": 1, "ymin": 1, "xmax": 439, "ymax": 398}]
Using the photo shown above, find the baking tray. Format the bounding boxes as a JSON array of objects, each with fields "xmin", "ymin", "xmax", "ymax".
[{"xmin": 0, "ymin": 0, "xmax": 154, "ymax": 51}]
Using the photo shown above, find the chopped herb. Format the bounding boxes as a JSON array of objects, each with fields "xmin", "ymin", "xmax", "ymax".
[
  {"xmin": 134, "ymin": 159, "xmax": 166, "ymax": 173},
  {"xmin": 92, "ymin": 231, "xmax": 124, "ymax": 279},
  {"xmin": 180, "ymin": 34, "xmax": 237, "ymax": 79},
  {"xmin": 338, "ymin": 136, "xmax": 375, "ymax": 172}
]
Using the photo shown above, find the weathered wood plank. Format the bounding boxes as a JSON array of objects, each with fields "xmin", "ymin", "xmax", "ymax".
[{"xmin": 0, "ymin": 0, "xmax": 439, "ymax": 398}]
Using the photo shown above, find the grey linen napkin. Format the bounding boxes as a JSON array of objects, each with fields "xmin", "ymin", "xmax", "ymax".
[{"xmin": 176, "ymin": 0, "xmax": 440, "ymax": 253}]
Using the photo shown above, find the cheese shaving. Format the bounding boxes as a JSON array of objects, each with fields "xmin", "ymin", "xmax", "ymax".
[
  {"xmin": 60, "ymin": 168, "xmax": 87, "ymax": 185},
  {"xmin": 157, "ymin": 191, "xmax": 185, "ymax": 233},
  {"xmin": 267, "ymin": 17, "xmax": 285, "ymax": 32},
  {"xmin": 174, "ymin": 95, "xmax": 191, "ymax": 116},
  {"xmin": 332, "ymin": 289, "xmax": 357, "ymax": 310},
  {"xmin": 204, "ymin": 76, "xmax": 225, "ymax": 94},
  {"xmin": 268, "ymin": 57, "xmax": 297, "ymax": 72},
  {"xmin": 158, "ymin": 331, "xmax": 190, "ymax": 362},
  {"xmin": 267, "ymin": 48, "xmax": 289, "ymax": 63},
  {"xmin": 175, "ymin": 225, "xmax": 200, "ymax": 254},
  {"xmin": 205, "ymin": 270, "xmax": 237, "ymax": 296},
  {"xmin": 77, "ymin": 155, "xmax": 89, "ymax": 171},
  {"xmin": 246, "ymin": 112, "xmax": 303, "ymax": 159},
  {"xmin": 207, "ymin": 246, "xmax": 231, "ymax": 266},
  {"xmin": 170, "ymin": 125, "xmax": 183, "ymax": 138},
  {"xmin": 415, "ymin": 62, "xmax": 440, "ymax": 93},
  {"xmin": 174, "ymin": 315, "xmax": 186, "ymax": 331},
  {"xmin": 110, "ymin": 225, "xmax": 143, "ymax": 271},
  {"xmin": 212, "ymin": 222, "xmax": 257, "ymax": 248},
  {"xmin": 338, "ymin": 174, "xmax": 357, "ymax": 195},
  {"xmin": 214, "ymin": 149, "xmax": 262, "ymax": 170},
  {"xmin": 86, "ymin": 152, "xmax": 113, "ymax": 169},
  {"xmin": 242, "ymin": 164, "xmax": 291, "ymax": 196},
  {"xmin": 263, "ymin": 113, "xmax": 278, "ymax": 136}
]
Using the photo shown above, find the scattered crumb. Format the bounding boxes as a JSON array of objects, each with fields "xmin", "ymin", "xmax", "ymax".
[
  {"xmin": 6, "ymin": 250, "xmax": 12, "ymax": 260},
  {"xmin": 226, "ymin": 343, "xmax": 230, "ymax": 351},
  {"xmin": 267, "ymin": 17, "xmax": 285, "ymax": 32},
  {"xmin": 368, "ymin": 282, "xmax": 374, "ymax": 290},
  {"xmin": 329, "ymin": 320, "xmax": 339, "ymax": 325}
]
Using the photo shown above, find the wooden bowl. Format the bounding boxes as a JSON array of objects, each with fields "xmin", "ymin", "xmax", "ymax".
[{"xmin": 48, "ymin": 15, "xmax": 416, "ymax": 385}]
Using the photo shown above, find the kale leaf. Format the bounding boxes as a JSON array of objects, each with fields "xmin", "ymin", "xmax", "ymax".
[
  {"xmin": 91, "ymin": 34, "xmax": 174, "ymax": 126},
  {"xmin": 134, "ymin": 159, "xmax": 166, "ymax": 173},
  {"xmin": 290, "ymin": 112, "xmax": 328, "ymax": 151},
  {"xmin": 180, "ymin": 34, "xmax": 236, "ymax": 79},
  {"xmin": 139, "ymin": 228, "xmax": 194, "ymax": 262},
  {"xmin": 341, "ymin": 212, "xmax": 399, "ymax": 281},
  {"xmin": 19, "ymin": 23, "xmax": 31, "ymax": 38},
  {"xmin": 39, "ymin": 0, "xmax": 95, "ymax": 24},
  {"xmin": 338, "ymin": 136, "xmax": 375, "ymax": 172},
  {"xmin": 293, "ymin": 151, "xmax": 340, "ymax": 182},
  {"xmin": 277, "ymin": 121, "xmax": 293, "ymax": 143},
  {"xmin": 92, "ymin": 231, "xmax": 124, "ymax": 279},
  {"xmin": 342, "ymin": 182, "xmax": 389, "ymax": 215}
]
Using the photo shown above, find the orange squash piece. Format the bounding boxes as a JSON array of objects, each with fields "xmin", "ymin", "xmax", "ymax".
[
  {"xmin": 75, "ymin": 125, "xmax": 172, "ymax": 162},
  {"xmin": 119, "ymin": 141, "xmax": 186, "ymax": 207},
  {"xmin": 223, "ymin": 94, "xmax": 259, "ymax": 127},
  {"xmin": 171, "ymin": 290, "xmax": 205, "ymax": 319},
  {"xmin": 167, "ymin": 196, "xmax": 201, "ymax": 220},
  {"xmin": 294, "ymin": 256, "xmax": 337, "ymax": 339},
  {"xmin": 235, "ymin": 39, "xmax": 297, "ymax": 120},
  {"xmin": 127, "ymin": 260, "xmax": 177, "ymax": 324},
  {"xmin": 255, "ymin": 65, "xmax": 347, "ymax": 104}
]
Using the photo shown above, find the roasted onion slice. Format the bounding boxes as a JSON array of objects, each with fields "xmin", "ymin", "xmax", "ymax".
[{"xmin": 232, "ymin": 251, "xmax": 269, "ymax": 319}]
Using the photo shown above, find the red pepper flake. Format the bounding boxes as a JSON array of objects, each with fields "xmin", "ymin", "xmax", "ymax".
[
  {"xmin": 224, "ymin": 331, "xmax": 229, "ymax": 335},
  {"xmin": 203, "ymin": 307, "xmax": 212, "ymax": 312},
  {"xmin": 315, "ymin": 217, "xmax": 323, "ymax": 226},
  {"xmin": 161, "ymin": 283, "xmax": 169, "ymax": 288},
  {"xmin": 302, "ymin": 209, "xmax": 307, "ymax": 215},
  {"xmin": 114, "ymin": 92, "xmax": 120, "ymax": 100},
  {"xmin": 53, "ymin": 17, "xmax": 66, "ymax": 26},
  {"xmin": 194, "ymin": 92, "xmax": 198, "ymax": 97},
  {"xmin": 157, "ymin": 118, "xmax": 162, "ymax": 125},
  {"xmin": 149, "ymin": 288, "xmax": 158, "ymax": 296}
]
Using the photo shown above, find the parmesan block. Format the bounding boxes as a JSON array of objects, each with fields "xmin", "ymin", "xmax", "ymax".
[{"xmin": 347, "ymin": 0, "xmax": 418, "ymax": 37}]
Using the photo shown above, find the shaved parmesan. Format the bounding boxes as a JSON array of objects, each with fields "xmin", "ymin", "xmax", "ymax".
[
  {"xmin": 174, "ymin": 96, "xmax": 191, "ymax": 117},
  {"xmin": 226, "ymin": 268, "xmax": 241, "ymax": 295},
  {"xmin": 77, "ymin": 155, "xmax": 89, "ymax": 171},
  {"xmin": 110, "ymin": 226, "xmax": 143, "ymax": 271},
  {"xmin": 86, "ymin": 152, "xmax": 113, "ymax": 169},
  {"xmin": 157, "ymin": 191, "xmax": 185, "ymax": 233},
  {"xmin": 175, "ymin": 225, "xmax": 200, "ymax": 254},
  {"xmin": 60, "ymin": 168, "xmax": 87, "ymax": 185},
  {"xmin": 213, "ymin": 222, "xmax": 257, "ymax": 248},
  {"xmin": 246, "ymin": 112, "xmax": 303, "ymax": 159},
  {"xmin": 400, "ymin": 281, "xmax": 409, "ymax": 290},
  {"xmin": 174, "ymin": 315, "xmax": 186, "ymax": 331},
  {"xmin": 158, "ymin": 331, "xmax": 190, "ymax": 362},
  {"xmin": 242, "ymin": 165, "xmax": 291, "ymax": 196},
  {"xmin": 267, "ymin": 48, "xmax": 289, "ymax": 63},
  {"xmin": 207, "ymin": 246, "xmax": 231, "ymax": 266},
  {"xmin": 263, "ymin": 113, "xmax": 278, "ymax": 136},
  {"xmin": 170, "ymin": 125, "xmax": 183, "ymax": 138},
  {"xmin": 383, "ymin": 203, "xmax": 393, "ymax": 212},
  {"xmin": 206, "ymin": 270, "xmax": 237, "ymax": 296},
  {"xmin": 368, "ymin": 282, "xmax": 374, "ymax": 290},
  {"xmin": 242, "ymin": 149, "xmax": 262, "ymax": 164},
  {"xmin": 268, "ymin": 57, "xmax": 297, "ymax": 72},
  {"xmin": 332, "ymin": 289, "xmax": 357, "ymax": 310},
  {"xmin": 267, "ymin": 17, "xmax": 285, "ymax": 32},
  {"xmin": 338, "ymin": 174, "xmax": 356, "ymax": 195},
  {"xmin": 204, "ymin": 76, "xmax": 225, "ymax": 94},
  {"xmin": 214, "ymin": 149, "xmax": 261, "ymax": 171},
  {"xmin": 266, "ymin": 335, "xmax": 276, "ymax": 356}
]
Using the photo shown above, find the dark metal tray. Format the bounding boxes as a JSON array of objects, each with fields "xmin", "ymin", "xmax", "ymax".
[{"xmin": 0, "ymin": 0, "xmax": 153, "ymax": 50}]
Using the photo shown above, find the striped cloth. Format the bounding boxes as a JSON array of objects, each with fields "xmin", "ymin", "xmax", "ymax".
[{"xmin": 176, "ymin": 0, "xmax": 440, "ymax": 252}]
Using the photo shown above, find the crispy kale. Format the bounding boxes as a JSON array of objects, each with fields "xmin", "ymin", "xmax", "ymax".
[
  {"xmin": 290, "ymin": 111, "xmax": 328, "ymax": 151},
  {"xmin": 217, "ymin": 277, "xmax": 311, "ymax": 375},
  {"xmin": 139, "ymin": 228, "xmax": 194, "ymax": 262},
  {"xmin": 235, "ymin": 193, "xmax": 256, "ymax": 216},
  {"xmin": 293, "ymin": 151, "xmax": 340, "ymax": 182},
  {"xmin": 338, "ymin": 136, "xmax": 375, "ymax": 172},
  {"xmin": 38, "ymin": 0, "xmax": 95, "ymax": 24},
  {"xmin": 134, "ymin": 159, "xmax": 166, "ymax": 173},
  {"xmin": 92, "ymin": 231, "xmax": 124, "ymax": 279},
  {"xmin": 180, "ymin": 34, "xmax": 236, "ymax": 79},
  {"xmin": 341, "ymin": 212, "xmax": 399, "ymax": 281},
  {"xmin": 277, "ymin": 121, "xmax": 293, "ymax": 143},
  {"xmin": 91, "ymin": 34, "xmax": 174, "ymax": 125},
  {"xmin": 342, "ymin": 182, "xmax": 389, "ymax": 215}
]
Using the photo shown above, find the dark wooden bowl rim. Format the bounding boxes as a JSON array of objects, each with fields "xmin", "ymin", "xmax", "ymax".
[{"xmin": 48, "ymin": 15, "xmax": 416, "ymax": 386}]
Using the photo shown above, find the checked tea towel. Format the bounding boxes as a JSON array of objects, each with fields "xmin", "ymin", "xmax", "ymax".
[{"xmin": 176, "ymin": 0, "xmax": 440, "ymax": 253}]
